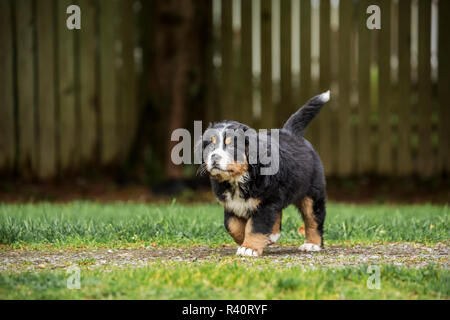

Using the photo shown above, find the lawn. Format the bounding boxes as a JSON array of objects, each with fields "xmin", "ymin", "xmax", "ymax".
[
  {"xmin": 0, "ymin": 261, "xmax": 448, "ymax": 299},
  {"xmin": 0, "ymin": 201, "xmax": 448, "ymax": 299},
  {"xmin": 0, "ymin": 202, "xmax": 448, "ymax": 248}
]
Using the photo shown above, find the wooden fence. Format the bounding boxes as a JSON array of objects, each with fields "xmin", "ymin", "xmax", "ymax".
[
  {"xmin": 0, "ymin": 0, "xmax": 138, "ymax": 179},
  {"xmin": 0, "ymin": 0, "xmax": 449, "ymax": 180},
  {"xmin": 207, "ymin": 0, "xmax": 449, "ymax": 178}
]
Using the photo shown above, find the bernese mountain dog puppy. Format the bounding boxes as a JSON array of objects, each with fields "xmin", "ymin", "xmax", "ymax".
[{"xmin": 197, "ymin": 91, "xmax": 330, "ymax": 256}]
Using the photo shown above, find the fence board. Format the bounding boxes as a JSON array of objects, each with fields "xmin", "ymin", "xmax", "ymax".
[
  {"xmin": 1, "ymin": 0, "xmax": 447, "ymax": 180},
  {"xmin": 0, "ymin": 0, "xmax": 16, "ymax": 171},
  {"xmin": 279, "ymin": 0, "xmax": 292, "ymax": 125},
  {"xmin": 377, "ymin": 0, "xmax": 392, "ymax": 174},
  {"xmin": 397, "ymin": 0, "xmax": 412, "ymax": 175},
  {"xmin": 337, "ymin": 0, "xmax": 352, "ymax": 176},
  {"xmin": 318, "ymin": 0, "xmax": 332, "ymax": 174},
  {"xmin": 301, "ymin": 0, "xmax": 315, "ymax": 145},
  {"xmin": 300, "ymin": 0, "xmax": 311, "ymax": 112},
  {"xmin": 138, "ymin": 0, "xmax": 155, "ymax": 118},
  {"xmin": 357, "ymin": 0, "xmax": 372, "ymax": 174},
  {"xmin": 241, "ymin": 0, "xmax": 253, "ymax": 125},
  {"xmin": 79, "ymin": 0, "xmax": 98, "ymax": 164},
  {"xmin": 99, "ymin": 0, "xmax": 118, "ymax": 164},
  {"xmin": 16, "ymin": 0, "xmax": 37, "ymax": 176},
  {"xmin": 439, "ymin": 0, "xmax": 450, "ymax": 173},
  {"xmin": 57, "ymin": 0, "xmax": 77, "ymax": 171},
  {"xmin": 417, "ymin": 0, "xmax": 433, "ymax": 177},
  {"xmin": 36, "ymin": 0, "xmax": 56, "ymax": 178},
  {"xmin": 260, "ymin": 0, "xmax": 273, "ymax": 129},
  {"xmin": 231, "ymin": 5, "xmax": 242, "ymax": 124},
  {"xmin": 220, "ymin": 0, "xmax": 233, "ymax": 120},
  {"xmin": 204, "ymin": 0, "xmax": 215, "ymax": 124},
  {"xmin": 119, "ymin": 0, "xmax": 136, "ymax": 160}
]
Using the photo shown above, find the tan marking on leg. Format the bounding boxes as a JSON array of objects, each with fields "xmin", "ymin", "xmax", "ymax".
[
  {"xmin": 268, "ymin": 212, "xmax": 282, "ymax": 245},
  {"xmin": 241, "ymin": 218, "xmax": 269, "ymax": 255},
  {"xmin": 227, "ymin": 216, "xmax": 246, "ymax": 245},
  {"xmin": 272, "ymin": 212, "xmax": 282, "ymax": 234},
  {"xmin": 299, "ymin": 197, "xmax": 322, "ymax": 246}
]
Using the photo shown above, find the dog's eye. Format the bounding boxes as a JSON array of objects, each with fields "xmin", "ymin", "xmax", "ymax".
[
  {"xmin": 225, "ymin": 137, "xmax": 232, "ymax": 145},
  {"xmin": 211, "ymin": 136, "xmax": 216, "ymax": 144}
]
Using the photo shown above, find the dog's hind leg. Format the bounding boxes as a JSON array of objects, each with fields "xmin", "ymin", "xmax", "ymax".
[{"xmin": 297, "ymin": 197, "xmax": 325, "ymax": 252}]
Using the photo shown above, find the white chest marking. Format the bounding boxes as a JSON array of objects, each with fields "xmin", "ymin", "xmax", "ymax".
[{"xmin": 220, "ymin": 191, "xmax": 260, "ymax": 219}]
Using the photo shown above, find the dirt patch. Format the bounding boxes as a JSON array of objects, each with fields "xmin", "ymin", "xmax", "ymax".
[{"xmin": 0, "ymin": 243, "xmax": 448, "ymax": 272}]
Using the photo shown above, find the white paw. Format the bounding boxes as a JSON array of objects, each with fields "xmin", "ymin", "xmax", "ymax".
[
  {"xmin": 236, "ymin": 246, "xmax": 260, "ymax": 257},
  {"xmin": 298, "ymin": 243, "xmax": 321, "ymax": 252},
  {"xmin": 268, "ymin": 233, "xmax": 280, "ymax": 245}
]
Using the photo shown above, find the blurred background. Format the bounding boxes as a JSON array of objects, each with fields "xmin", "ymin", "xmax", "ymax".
[{"xmin": 0, "ymin": 0, "xmax": 448, "ymax": 203}]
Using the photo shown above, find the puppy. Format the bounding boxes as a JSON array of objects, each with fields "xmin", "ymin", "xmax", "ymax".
[{"xmin": 198, "ymin": 91, "xmax": 330, "ymax": 256}]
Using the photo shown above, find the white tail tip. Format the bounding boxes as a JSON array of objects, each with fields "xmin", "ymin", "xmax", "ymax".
[{"xmin": 319, "ymin": 90, "xmax": 330, "ymax": 103}]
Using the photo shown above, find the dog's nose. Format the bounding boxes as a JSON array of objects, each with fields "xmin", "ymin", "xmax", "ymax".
[{"xmin": 211, "ymin": 154, "xmax": 221, "ymax": 165}]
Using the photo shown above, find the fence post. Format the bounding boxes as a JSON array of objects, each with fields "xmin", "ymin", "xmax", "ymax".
[
  {"xmin": 358, "ymin": 0, "xmax": 372, "ymax": 175},
  {"xmin": 319, "ymin": 0, "xmax": 333, "ymax": 175},
  {"xmin": 16, "ymin": 0, "xmax": 37, "ymax": 177},
  {"xmin": 397, "ymin": 0, "xmax": 412, "ymax": 176},
  {"xmin": 260, "ymin": 0, "xmax": 273, "ymax": 130},
  {"xmin": 79, "ymin": 0, "xmax": 98, "ymax": 165},
  {"xmin": 338, "ymin": 0, "xmax": 352, "ymax": 176},
  {"xmin": 57, "ymin": 0, "xmax": 78, "ymax": 172},
  {"xmin": 300, "ymin": 0, "xmax": 311, "ymax": 116},
  {"xmin": 99, "ymin": 0, "xmax": 118, "ymax": 164},
  {"xmin": 0, "ymin": 0, "xmax": 16, "ymax": 172},
  {"xmin": 377, "ymin": 0, "xmax": 392, "ymax": 175},
  {"xmin": 119, "ymin": 0, "xmax": 137, "ymax": 160},
  {"xmin": 439, "ymin": 0, "xmax": 450, "ymax": 174},
  {"xmin": 417, "ymin": 0, "xmax": 433, "ymax": 177},
  {"xmin": 36, "ymin": 0, "xmax": 57, "ymax": 179},
  {"xmin": 280, "ymin": 0, "xmax": 292, "ymax": 125},
  {"xmin": 240, "ymin": 0, "xmax": 253, "ymax": 126},
  {"xmin": 204, "ymin": 0, "xmax": 215, "ymax": 124},
  {"xmin": 220, "ymin": 0, "xmax": 233, "ymax": 121}
]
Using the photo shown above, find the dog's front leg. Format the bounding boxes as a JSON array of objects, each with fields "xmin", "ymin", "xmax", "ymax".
[
  {"xmin": 224, "ymin": 211, "xmax": 246, "ymax": 245},
  {"xmin": 236, "ymin": 209, "xmax": 280, "ymax": 257}
]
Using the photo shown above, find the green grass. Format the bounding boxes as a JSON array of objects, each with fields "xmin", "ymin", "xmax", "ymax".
[
  {"xmin": 0, "ymin": 201, "xmax": 448, "ymax": 248},
  {"xmin": 0, "ymin": 261, "xmax": 448, "ymax": 299},
  {"xmin": 0, "ymin": 201, "xmax": 448, "ymax": 299}
]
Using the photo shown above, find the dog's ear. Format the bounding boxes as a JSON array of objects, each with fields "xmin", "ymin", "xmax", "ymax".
[
  {"xmin": 195, "ymin": 126, "xmax": 219, "ymax": 171},
  {"xmin": 194, "ymin": 123, "xmax": 216, "ymax": 162}
]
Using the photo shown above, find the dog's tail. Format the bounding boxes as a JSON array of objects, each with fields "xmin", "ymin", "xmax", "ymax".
[{"xmin": 282, "ymin": 90, "xmax": 330, "ymax": 138}]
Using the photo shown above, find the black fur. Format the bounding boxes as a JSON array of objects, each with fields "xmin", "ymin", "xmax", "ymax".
[{"xmin": 200, "ymin": 92, "xmax": 330, "ymax": 250}]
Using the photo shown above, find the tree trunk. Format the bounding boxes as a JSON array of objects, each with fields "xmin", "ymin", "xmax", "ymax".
[{"xmin": 147, "ymin": 0, "xmax": 207, "ymax": 179}]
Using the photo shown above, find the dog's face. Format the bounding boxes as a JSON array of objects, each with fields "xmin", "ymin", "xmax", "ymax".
[{"xmin": 198, "ymin": 121, "xmax": 250, "ymax": 182}]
